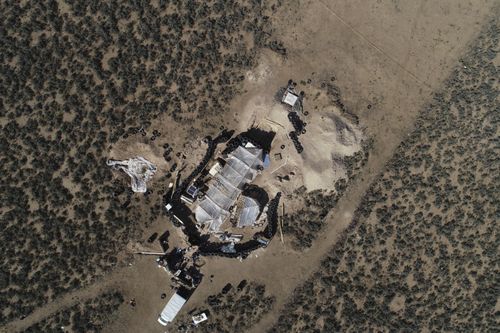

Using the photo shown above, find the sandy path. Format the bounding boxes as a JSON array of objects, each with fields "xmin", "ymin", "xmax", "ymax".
[
  {"xmin": 245, "ymin": 0, "xmax": 500, "ymax": 331},
  {"xmin": 247, "ymin": 114, "xmax": 417, "ymax": 333},
  {"xmin": 1, "ymin": 267, "xmax": 128, "ymax": 333},
  {"xmin": 3, "ymin": 1, "xmax": 497, "ymax": 332}
]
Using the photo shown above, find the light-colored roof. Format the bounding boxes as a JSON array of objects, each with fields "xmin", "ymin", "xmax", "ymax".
[
  {"xmin": 158, "ymin": 293, "xmax": 186, "ymax": 326},
  {"xmin": 282, "ymin": 91, "xmax": 299, "ymax": 106},
  {"xmin": 238, "ymin": 196, "xmax": 260, "ymax": 227},
  {"xmin": 192, "ymin": 313, "xmax": 208, "ymax": 325},
  {"xmin": 208, "ymin": 162, "xmax": 222, "ymax": 176},
  {"xmin": 195, "ymin": 145, "xmax": 263, "ymax": 231}
]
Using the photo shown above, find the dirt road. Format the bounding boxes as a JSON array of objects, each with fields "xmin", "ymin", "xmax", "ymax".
[
  {"xmin": 1, "ymin": 267, "xmax": 126, "ymax": 333},
  {"xmin": 4, "ymin": 1, "xmax": 498, "ymax": 332}
]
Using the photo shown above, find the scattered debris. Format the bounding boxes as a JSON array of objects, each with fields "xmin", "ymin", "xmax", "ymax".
[
  {"xmin": 157, "ymin": 248, "xmax": 203, "ymax": 288},
  {"xmin": 221, "ymin": 243, "xmax": 236, "ymax": 254},
  {"xmin": 129, "ymin": 298, "xmax": 136, "ymax": 307},
  {"xmin": 107, "ymin": 157, "xmax": 157, "ymax": 193},
  {"xmin": 216, "ymin": 232, "xmax": 243, "ymax": 243}
]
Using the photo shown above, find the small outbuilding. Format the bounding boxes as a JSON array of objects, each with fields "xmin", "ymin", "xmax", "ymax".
[{"xmin": 282, "ymin": 90, "xmax": 299, "ymax": 107}]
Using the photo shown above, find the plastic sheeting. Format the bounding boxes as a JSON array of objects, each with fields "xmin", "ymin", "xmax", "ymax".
[
  {"xmin": 106, "ymin": 157, "xmax": 156, "ymax": 193},
  {"xmin": 238, "ymin": 196, "xmax": 260, "ymax": 227},
  {"xmin": 195, "ymin": 146, "xmax": 263, "ymax": 231}
]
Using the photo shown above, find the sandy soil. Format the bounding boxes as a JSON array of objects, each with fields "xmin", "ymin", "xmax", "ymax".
[
  {"xmin": 6, "ymin": 1, "xmax": 498, "ymax": 332},
  {"xmin": 105, "ymin": 1, "xmax": 498, "ymax": 330},
  {"xmin": 237, "ymin": 74, "xmax": 363, "ymax": 192}
]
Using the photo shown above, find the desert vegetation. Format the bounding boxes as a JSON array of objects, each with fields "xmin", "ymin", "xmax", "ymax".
[
  {"xmin": 0, "ymin": 0, "xmax": 282, "ymax": 324},
  {"xmin": 23, "ymin": 290, "xmax": 123, "ymax": 333},
  {"xmin": 269, "ymin": 17, "xmax": 499, "ymax": 332},
  {"xmin": 179, "ymin": 281, "xmax": 275, "ymax": 333}
]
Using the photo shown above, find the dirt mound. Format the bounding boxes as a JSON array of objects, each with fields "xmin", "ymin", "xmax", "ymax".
[
  {"xmin": 234, "ymin": 75, "xmax": 363, "ymax": 193},
  {"xmin": 300, "ymin": 106, "xmax": 363, "ymax": 191}
]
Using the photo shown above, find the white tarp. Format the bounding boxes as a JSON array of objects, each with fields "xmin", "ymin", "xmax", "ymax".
[
  {"xmin": 158, "ymin": 293, "xmax": 187, "ymax": 326},
  {"xmin": 107, "ymin": 157, "xmax": 156, "ymax": 193},
  {"xmin": 195, "ymin": 145, "xmax": 263, "ymax": 231},
  {"xmin": 238, "ymin": 196, "xmax": 260, "ymax": 227}
]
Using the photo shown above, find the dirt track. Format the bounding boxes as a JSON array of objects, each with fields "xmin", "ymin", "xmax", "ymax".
[
  {"xmin": 1, "ymin": 267, "xmax": 124, "ymax": 333},
  {"xmin": 4, "ymin": 1, "xmax": 498, "ymax": 332}
]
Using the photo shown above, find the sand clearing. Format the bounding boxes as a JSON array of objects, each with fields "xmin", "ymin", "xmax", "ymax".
[{"xmin": 237, "ymin": 73, "xmax": 363, "ymax": 193}]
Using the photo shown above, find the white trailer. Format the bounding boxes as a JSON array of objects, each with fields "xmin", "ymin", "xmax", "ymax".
[{"xmin": 157, "ymin": 293, "xmax": 187, "ymax": 326}]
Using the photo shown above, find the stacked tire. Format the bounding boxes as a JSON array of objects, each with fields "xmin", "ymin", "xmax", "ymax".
[
  {"xmin": 263, "ymin": 192, "xmax": 281, "ymax": 238},
  {"xmin": 289, "ymin": 131, "xmax": 304, "ymax": 154},
  {"xmin": 288, "ymin": 112, "xmax": 305, "ymax": 133}
]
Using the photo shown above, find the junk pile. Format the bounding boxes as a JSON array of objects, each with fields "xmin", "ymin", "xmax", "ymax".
[
  {"xmin": 107, "ymin": 157, "xmax": 157, "ymax": 193},
  {"xmin": 157, "ymin": 248, "xmax": 203, "ymax": 288}
]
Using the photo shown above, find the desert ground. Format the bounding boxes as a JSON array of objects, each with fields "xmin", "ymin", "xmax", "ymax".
[{"xmin": 1, "ymin": 0, "xmax": 498, "ymax": 332}]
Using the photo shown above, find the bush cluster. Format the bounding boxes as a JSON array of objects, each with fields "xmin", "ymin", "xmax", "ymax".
[
  {"xmin": 269, "ymin": 18, "xmax": 499, "ymax": 332},
  {"xmin": 0, "ymin": 0, "xmax": 281, "ymax": 324},
  {"xmin": 179, "ymin": 281, "xmax": 275, "ymax": 333},
  {"xmin": 24, "ymin": 290, "xmax": 123, "ymax": 333}
]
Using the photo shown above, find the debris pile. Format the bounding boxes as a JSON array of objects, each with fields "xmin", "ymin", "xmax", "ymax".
[
  {"xmin": 157, "ymin": 248, "xmax": 203, "ymax": 288},
  {"xmin": 107, "ymin": 157, "xmax": 157, "ymax": 193}
]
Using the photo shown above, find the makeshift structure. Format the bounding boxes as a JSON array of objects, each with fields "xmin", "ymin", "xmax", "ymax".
[
  {"xmin": 195, "ymin": 144, "xmax": 263, "ymax": 231},
  {"xmin": 282, "ymin": 90, "xmax": 299, "ymax": 106},
  {"xmin": 208, "ymin": 162, "xmax": 222, "ymax": 176}
]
